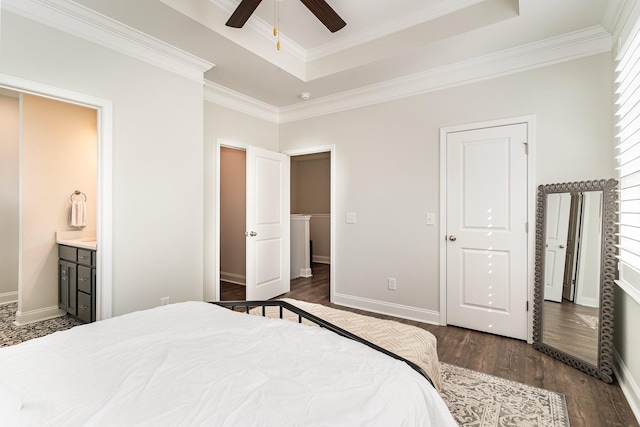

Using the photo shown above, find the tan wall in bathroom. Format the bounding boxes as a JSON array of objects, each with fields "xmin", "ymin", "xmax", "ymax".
[
  {"xmin": 21, "ymin": 94, "xmax": 97, "ymax": 314},
  {"xmin": 220, "ymin": 147, "xmax": 246, "ymax": 284},
  {"xmin": 0, "ymin": 94, "xmax": 20, "ymax": 302}
]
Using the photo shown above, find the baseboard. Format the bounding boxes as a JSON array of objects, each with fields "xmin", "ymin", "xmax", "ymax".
[
  {"xmin": 614, "ymin": 349, "xmax": 640, "ymax": 424},
  {"xmin": 332, "ymin": 293, "xmax": 440, "ymax": 325},
  {"xmin": 14, "ymin": 305, "xmax": 66, "ymax": 326},
  {"xmin": 220, "ymin": 271, "xmax": 246, "ymax": 286},
  {"xmin": 299, "ymin": 267, "xmax": 313, "ymax": 278},
  {"xmin": 0, "ymin": 291, "xmax": 18, "ymax": 305},
  {"xmin": 312, "ymin": 255, "xmax": 330, "ymax": 264}
]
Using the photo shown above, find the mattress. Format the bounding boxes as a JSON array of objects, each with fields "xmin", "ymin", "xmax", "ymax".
[{"xmin": 0, "ymin": 301, "xmax": 456, "ymax": 426}]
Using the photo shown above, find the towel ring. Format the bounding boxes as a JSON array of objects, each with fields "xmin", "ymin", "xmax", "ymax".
[{"xmin": 70, "ymin": 190, "xmax": 87, "ymax": 202}]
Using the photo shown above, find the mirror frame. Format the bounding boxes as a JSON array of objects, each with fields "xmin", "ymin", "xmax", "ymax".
[{"xmin": 532, "ymin": 178, "xmax": 617, "ymax": 383}]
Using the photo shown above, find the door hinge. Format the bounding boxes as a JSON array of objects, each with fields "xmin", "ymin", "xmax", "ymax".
[
  {"xmin": 523, "ymin": 142, "xmax": 529, "ymax": 155},
  {"xmin": 525, "ymin": 222, "xmax": 529, "ymax": 233},
  {"xmin": 526, "ymin": 301, "xmax": 529, "ymax": 311}
]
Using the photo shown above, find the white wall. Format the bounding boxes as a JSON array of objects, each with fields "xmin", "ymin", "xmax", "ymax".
[
  {"xmin": 1, "ymin": 11, "xmax": 205, "ymax": 315},
  {"xmin": 279, "ymin": 53, "xmax": 615, "ymax": 317},
  {"xmin": 0, "ymin": 94, "xmax": 19, "ymax": 303}
]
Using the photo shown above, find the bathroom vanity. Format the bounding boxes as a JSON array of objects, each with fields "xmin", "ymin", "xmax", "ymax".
[{"xmin": 57, "ymin": 238, "xmax": 96, "ymax": 323}]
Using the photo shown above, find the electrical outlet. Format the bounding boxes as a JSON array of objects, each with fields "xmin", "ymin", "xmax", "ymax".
[
  {"xmin": 160, "ymin": 297, "xmax": 170, "ymax": 306},
  {"xmin": 388, "ymin": 277, "xmax": 397, "ymax": 290}
]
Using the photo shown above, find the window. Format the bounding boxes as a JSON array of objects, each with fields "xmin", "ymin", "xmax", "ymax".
[{"xmin": 616, "ymin": 15, "xmax": 640, "ymax": 303}]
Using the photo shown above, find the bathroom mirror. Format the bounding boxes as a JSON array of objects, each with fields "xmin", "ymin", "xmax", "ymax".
[{"xmin": 532, "ymin": 179, "xmax": 617, "ymax": 383}]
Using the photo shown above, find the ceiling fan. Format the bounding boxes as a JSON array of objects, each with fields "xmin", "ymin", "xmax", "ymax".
[{"xmin": 226, "ymin": 0, "xmax": 346, "ymax": 33}]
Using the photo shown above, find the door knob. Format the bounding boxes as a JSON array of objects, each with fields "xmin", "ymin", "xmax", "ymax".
[
  {"xmin": 448, "ymin": 235, "xmax": 457, "ymax": 241},
  {"xmin": 248, "ymin": 231, "xmax": 257, "ymax": 237},
  {"xmin": 559, "ymin": 244, "xmax": 565, "ymax": 248}
]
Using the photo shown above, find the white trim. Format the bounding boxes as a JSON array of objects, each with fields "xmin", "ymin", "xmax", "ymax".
[
  {"xmin": 614, "ymin": 348, "xmax": 640, "ymax": 424},
  {"xmin": 2, "ymin": 0, "xmax": 213, "ymax": 83},
  {"xmin": 204, "ymin": 81, "xmax": 279, "ymax": 124},
  {"xmin": 13, "ymin": 305, "xmax": 65, "ymax": 326},
  {"xmin": 616, "ymin": 279, "xmax": 640, "ymax": 305},
  {"xmin": 202, "ymin": 26, "xmax": 611, "ymax": 124},
  {"xmin": 0, "ymin": 73, "xmax": 113, "ymax": 321},
  {"xmin": 283, "ymin": 145, "xmax": 336, "ymax": 303},
  {"xmin": 298, "ymin": 268, "xmax": 313, "ymax": 278},
  {"xmin": 439, "ymin": 115, "xmax": 536, "ymax": 344},
  {"xmin": 0, "ymin": 292, "xmax": 18, "ymax": 305},
  {"xmin": 333, "ymin": 292, "xmax": 440, "ymax": 325},
  {"xmin": 279, "ymin": 26, "xmax": 610, "ymax": 123}
]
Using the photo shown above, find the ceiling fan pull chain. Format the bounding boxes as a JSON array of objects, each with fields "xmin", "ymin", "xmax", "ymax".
[{"xmin": 275, "ymin": 0, "xmax": 281, "ymax": 50}]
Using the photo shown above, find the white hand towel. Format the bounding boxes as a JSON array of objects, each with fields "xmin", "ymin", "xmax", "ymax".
[{"xmin": 70, "ymin": 201, "xmax": 87, "ymax": 228}]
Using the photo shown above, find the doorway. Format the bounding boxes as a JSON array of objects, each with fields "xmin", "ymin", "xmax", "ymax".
[
  {"xmin": 439, "ymin": 116, "xmax": 535, "ymax": 341},
  {"xmin": 216, "ymin": 141, "xmax": 290, "ymax": 302},
  {"xmin": 0, "ymin": 74, "xmax": 113, "ymax": 322}
]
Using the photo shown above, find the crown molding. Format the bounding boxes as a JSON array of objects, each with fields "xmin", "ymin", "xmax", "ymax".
[
  {"xmin": 205, "ymin": 25, "xmax": 612, "ymax": 124},
  {"xmin": 2, "ymin": 0, "xmax": 214, "ymax": 83},
  {"xmin": 278, "ymin": 25, "xmax": 612, "ymax": 123},
  {"xmin": 204, "ymin": 80, "xmax": 279, "ymax": 123}
]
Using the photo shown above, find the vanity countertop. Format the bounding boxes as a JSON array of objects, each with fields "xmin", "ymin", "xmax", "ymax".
[
  {"xmin": 56, "ymin": 231, "xmax": 97, "ymax": 250},
  {"xmin": 56, "ymin": 237, "xmax": 97, "ymax": 250}
]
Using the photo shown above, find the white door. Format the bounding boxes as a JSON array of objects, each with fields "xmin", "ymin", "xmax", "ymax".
[
  {"xmin": 544, "ymin": 193, "xmax": 570, "ymax": 302},
  {"xmin": 245, "ymin": 146, "xmax": 291, "ymax": 300},
  {"xmin": 445, "ymin": 123, "xmax": 528, "ymax": 340}
]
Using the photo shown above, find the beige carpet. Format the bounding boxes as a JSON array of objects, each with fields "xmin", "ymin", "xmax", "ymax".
[{"xmin": 440, "ymin": 362, "xmax": 570, "ymax": 427}]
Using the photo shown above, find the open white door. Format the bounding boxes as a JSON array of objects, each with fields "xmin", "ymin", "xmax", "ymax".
[
  {"xmin": 544, "ymin": 193, "xmax": 570, "ymax": 302},
  {"xmin": 245, "ymin": 147, "xmax": 290, "ymax": 300}
]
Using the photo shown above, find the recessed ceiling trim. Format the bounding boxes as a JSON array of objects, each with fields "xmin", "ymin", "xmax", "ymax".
[
  {"xmin": 204, "ymin": 25, "xmax": 611, "ymax": 124},
  {"xmin": 204, "ymin": 81, "xmax": 280, "ymax": 122},
  {"xmin": 277, "ymin": 25, "xmax": 612, "ymax": 123},
  {"xmin": 3, "ymin": 0, "xmax": 214, "ymax": 83},
  {"xmin": 305, "ymin": 0, "xmax": 486, "ymax": 61}
]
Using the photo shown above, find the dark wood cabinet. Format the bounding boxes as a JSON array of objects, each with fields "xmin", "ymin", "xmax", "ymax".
[{"xmin": 58, "ymin": 244, "xmax": 96, "ymax": 323}]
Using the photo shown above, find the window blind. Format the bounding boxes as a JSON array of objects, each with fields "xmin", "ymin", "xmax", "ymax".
[{"xmin": 616, "ymin": 17, "xmax": 640, "ymax": 302}]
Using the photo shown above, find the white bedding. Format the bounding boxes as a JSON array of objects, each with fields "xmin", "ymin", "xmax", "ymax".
[{"xmin": 0, "ymin": 302, "xmax": 456, "ymax": 426}]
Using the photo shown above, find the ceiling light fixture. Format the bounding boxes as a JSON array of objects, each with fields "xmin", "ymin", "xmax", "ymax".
[{"xmin": 299, "ymin": 92, "xmax": 311, "ymax": 101}]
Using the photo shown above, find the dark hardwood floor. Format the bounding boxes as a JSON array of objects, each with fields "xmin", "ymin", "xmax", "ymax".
[{"xmin": 221, "ymin": 263, "xmax": 639, "ymax": 427}]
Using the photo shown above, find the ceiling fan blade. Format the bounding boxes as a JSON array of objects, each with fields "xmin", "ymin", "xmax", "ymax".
[
  {"xmin": 299, "ymin": 0, "xmax": 346, "ymax": 33},
  {"xmin": 226, "ymin": 0, "xmax": 264, "ymax": 28}
]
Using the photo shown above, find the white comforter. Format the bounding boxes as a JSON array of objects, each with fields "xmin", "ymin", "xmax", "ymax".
[{"xmin": 0, "ymin": 301, "xmax": 456, "ymax": 426}]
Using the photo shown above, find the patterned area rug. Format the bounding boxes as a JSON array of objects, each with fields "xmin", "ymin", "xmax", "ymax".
[
  {"xmin": 576, "ymin": 313, "xmax": 598, "ymax": 330},
  {"xmin": 440, "ymin": 362, "xmax": 570, "ymax": 427},
  {"xmin": 0, "ymin": 302, "xmax": 82, "ymax": 347}
]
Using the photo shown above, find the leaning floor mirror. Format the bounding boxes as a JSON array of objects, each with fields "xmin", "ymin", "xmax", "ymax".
[{"xmin": 532, "ymin": 179, "xmax": 617, "ymax": 383}]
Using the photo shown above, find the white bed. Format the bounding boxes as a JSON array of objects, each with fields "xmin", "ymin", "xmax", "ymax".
[{"xmin": 0, "ymin": 301, "xmax": 456, "ymax": 426}]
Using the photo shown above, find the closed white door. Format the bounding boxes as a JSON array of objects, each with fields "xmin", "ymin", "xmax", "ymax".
[
  {"xmin": 445, "ymin": 123, "xmax": 528, "ymax": 340},
  {"xmin": 544, "ymin": 193, "xmax": 570, "ymax": 302},
  {"xmin": 245, "ymin": 147, "xmax": 290, "ymax": 300}
]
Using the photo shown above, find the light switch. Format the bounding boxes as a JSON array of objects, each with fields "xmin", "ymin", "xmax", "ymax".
[
  {"xmin": 426, "ymin": 212, "xmax": 435, "ymax": 225},
  {"xmin": 346, "ymin": 212, "xmax": 357, "ymax": 224}
]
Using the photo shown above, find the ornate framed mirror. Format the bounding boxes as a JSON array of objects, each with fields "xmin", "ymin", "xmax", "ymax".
[{"xmin": 532, "ymin": 179, "xmax": 617, "ymax": 383}]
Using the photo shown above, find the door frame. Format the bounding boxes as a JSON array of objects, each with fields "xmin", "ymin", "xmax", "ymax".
[
  {"xmin": 0, "ymin": 73, "xmax": 113, "ymax": 321},
  {"xmin": 213, "ymin": 139, "xmax": 249, "ymax": 302},
  {"xmin": 439, "ymin": 115, "xmax": 536, "ymax": 343},
  {"xmin": 283, "ymin": 145, "xmax": 336, "ymax": 303}
]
